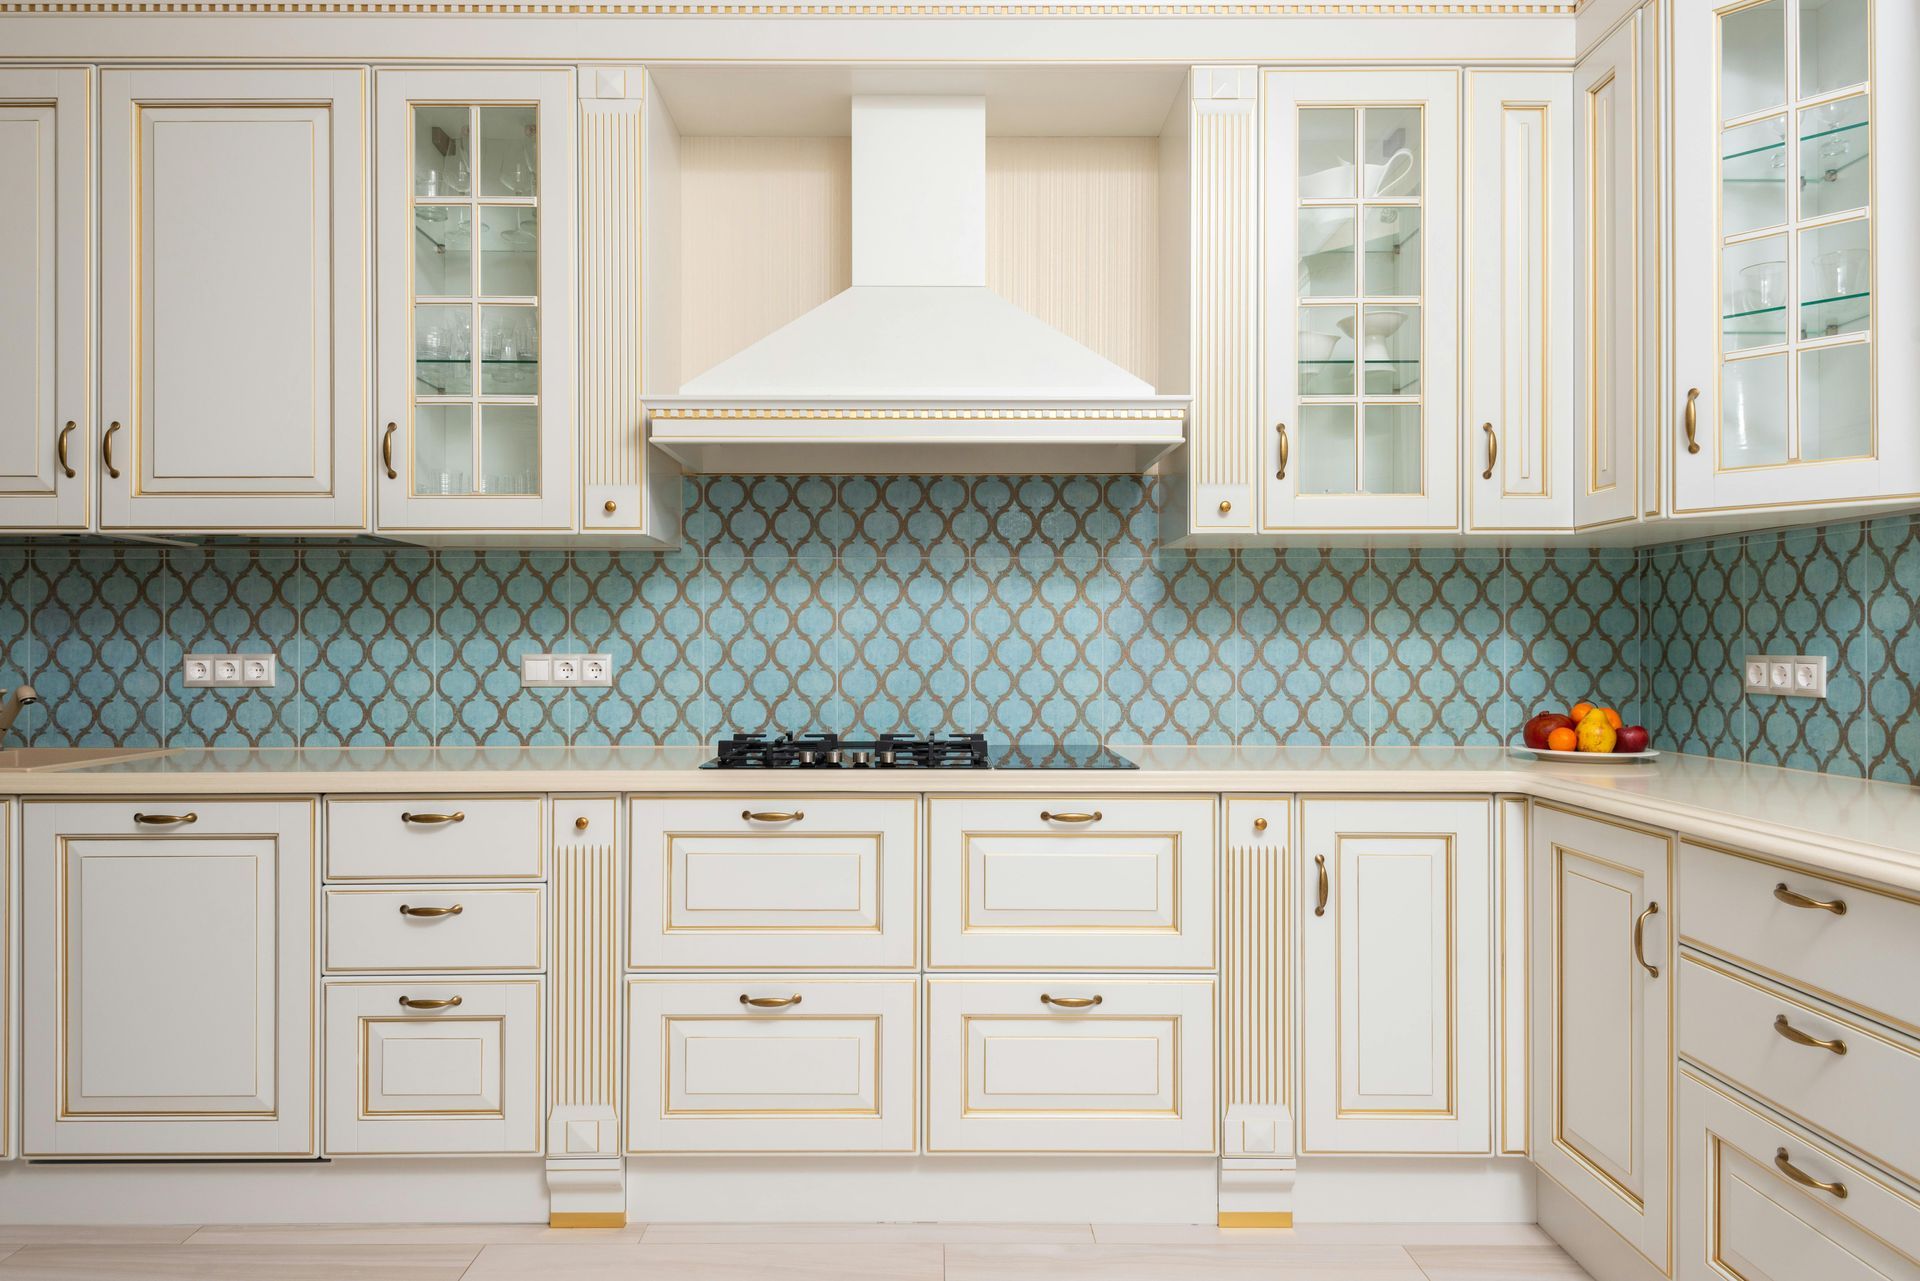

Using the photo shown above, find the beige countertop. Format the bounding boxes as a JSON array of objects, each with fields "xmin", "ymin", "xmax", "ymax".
[{"xmin": 1, "ymin": 743, "xmax": 1911, "ymax": 894}]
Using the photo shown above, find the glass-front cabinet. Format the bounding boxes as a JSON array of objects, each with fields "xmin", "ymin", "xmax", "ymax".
[
  {"xmin": 1263, "ymin": 70, "xmax": 1461, "ymax": 531},
  {"xmin": 1673, "ymin": 0, "xmax": 1917, "ymax": 513},
  {"xmin": 376, "ymin": 69, "xmax": 574, "ymax": 532}
]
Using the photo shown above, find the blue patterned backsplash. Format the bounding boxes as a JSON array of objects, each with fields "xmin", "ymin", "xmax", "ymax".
[{"xmin": 0, "ymin": 476, "xmax": 1913, "ymax": 783}]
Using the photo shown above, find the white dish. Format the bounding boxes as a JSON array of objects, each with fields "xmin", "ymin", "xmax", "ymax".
[{"xmin": 1511, "ymin": 743, "xmax": 1661, "ymax": 763}]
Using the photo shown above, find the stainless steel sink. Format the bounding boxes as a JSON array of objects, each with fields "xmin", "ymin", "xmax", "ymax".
[{"xmin": 0, "ymin": 747, "xmax": 168, "ymax": 770}]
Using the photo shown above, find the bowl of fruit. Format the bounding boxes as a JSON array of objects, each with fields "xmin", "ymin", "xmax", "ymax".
[{"xmin": 1514, "ymin": 703, "xmax": 1657, "ymax": 762}]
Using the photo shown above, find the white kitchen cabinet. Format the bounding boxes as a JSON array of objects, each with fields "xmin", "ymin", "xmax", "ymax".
[
  {"xmin": 1299, "ymin": 795, "xmax": 1491, "ymax": 1154},
  {"xmin": 375, "ymin": 68, "xmax": 575, "ymax": 534},
  {"xmin": 21, "ymin": 800, "xmax": 316, "ymax": 1157},
  {"xmin": 1530, "ymin": 801, "xmax": 1672, "ymax": 1272},
  {"xmin": 1262, "ymin": 69, "xmax": 1461, "ymax": 533},
  {"xmin": 1, "ymin": 798, "xmax": 11, "ymax": 1161},
  {"xmin": 0, "ymin": 69, "xmax": 90, "ymax": 532},
  {"xmin": 1465, "ymin": 72, "xmax": 1575, "ymax": 533},
  {"xmin": 1672, "ymin": 0, "xmax": 1920, "ymax": 515},
  {"xmin": 97, "ymin": 68, "xmax": 368, "ymax": 534}
]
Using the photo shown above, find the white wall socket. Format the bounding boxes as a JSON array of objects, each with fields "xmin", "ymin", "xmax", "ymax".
[
  {"xmin": 183, "ymin": 653, "xmax": 277, "ymax": 688},
  {"xmin": 1743, "ymin": 654, "xmax": 1827, "ymax": 698},
  {"xmin": 519, "ymin": 653, "xmax": 615, "ymax": 688}
]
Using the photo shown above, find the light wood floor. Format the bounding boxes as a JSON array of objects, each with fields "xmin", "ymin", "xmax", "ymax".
[{"xmin": 0, "ymin": 1223, "xmax": 1593, "ymax": 1279}]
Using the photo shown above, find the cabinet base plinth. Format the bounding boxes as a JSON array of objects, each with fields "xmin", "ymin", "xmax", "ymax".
[
  {"xmin": 1217, "ymin": 1211, "xmax": 1293, "ymax": 1228},
  {"xmin": 1219, "ymin": 1105, "xmax": 1296, "ymax": 1226},
  {"xmin": 549, "ymin": 1211, "xmax": 628, "ymax": 1229}
]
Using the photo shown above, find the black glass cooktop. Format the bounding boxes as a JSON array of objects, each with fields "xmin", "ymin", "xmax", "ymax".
[{"xmin": 703, "ymin": 732, "xmax": 1135, "ymax": 770}]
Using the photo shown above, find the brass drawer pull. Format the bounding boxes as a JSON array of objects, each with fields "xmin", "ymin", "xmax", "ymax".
[
  {"xmin": 382, "ymin": 422, "xmax": 399, "ymax": 479},
  {"xmin": 1040, "ymin": 993, "xmax": 1103, "ymax": 1009},
  {"xmin": 742, "ymin": 810, "xmax": 803, "ymax": 823},
  {"xmin": 1774, "ymin": 1014, "xmax": 1847, "ymax": 1056},
  {"xmin": 1633, "ymin": 901, "xmax": 1661, "ymax": 978},
  {"xmin": 1314, "ymin": 854, "xmax": 1329, "ymax": 917},
  {"xmin": 1774, "ymin": 882, "xmax": 1847, "ymax": 915},
  {"xmin": 1775, "ymin": 1148, "xmax": 1847, "ymax": 1199},
  {"xmin": 574, "ymin": 816, "xmax": 590, "ymax": 831},
  {"xmin": 1040, "ymin": 810, "xmax": 1102, "ymax": 824},
  {"xmin": 739, "ymin": 993, "xmax": 802, "ymax": 1009},
  {"xmin": 1252, "ymin": 817, "xmax": 1268, "ymax": 832},
  {"xmin": 1275, "ymin": 422, "xmax": 1289, "ymax": 480},
  {"xmin": 1481, "ymin": 422, "xmax": 1498, "ymax": 480},
  {"xmin": 401, "ymin": 811, "xmax": 465, "ymax": 825},
  {"xmin": 398, "ymin": 903, "xmax": 463, "ymax": 919},
  {"xmin": 133, "ymin": 811, "xmax": 197, "ymax": 826},
  {"xmin": 398, "ymin": 995, "xmax": 463, "ymax": 1010},
  {"xmin": 103, "ymin": 421, "xmax": 121, "ymax": 479},
  {"xmin": 57, "ymin": 421, "xmax": 78, "ymax": 478}
]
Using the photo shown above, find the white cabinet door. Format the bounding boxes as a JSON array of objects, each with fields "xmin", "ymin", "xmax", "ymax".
[
  {"xmin": 22, "ymin": 800, "xmax": 316, "ymax": 1157},
  {"xmin": 1465, "ymin": 71, "xmax": 1575, "ymax": 533},
  {"xmin": 1262, "ymin": 69, "xmax": 1461, "ymax": 532},
  {"xmin": 1299, "ymin": 795, "xmax": 1491, "ymax": 1154},
  {"xmin": 1530, "ymin": 801, "xmax": 1672, "ymax": 1272},
  {"xmin": 374, "ymin": 69, "xmax": 575, "ymax": 533},
  {"xmin": 1673, "ymin": 0, "xmax": 1920, "ymax": 514},
  {"xmin": 98, "ymin": 68, "xmax": 368, "ymax": 534},
  {"xmin": 1, "ymin": 798, "xmax": 11, "ymax": 1160},
  {"xmin": 0, "ymin": 69, "xmax": 90, "ymax": 532}
]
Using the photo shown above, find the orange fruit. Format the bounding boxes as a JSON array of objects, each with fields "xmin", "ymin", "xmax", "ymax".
[
  {"xmin": 1546, "ymin": 726, "xmax": 1578, "ymax": 752},
  {"xmin": 1569, "ymin": 701, "xmax": 1595, "ymax": 722},
  {"xmin": 1600, "ymin": 707, "xmax": 1623, "ymax": 729}
]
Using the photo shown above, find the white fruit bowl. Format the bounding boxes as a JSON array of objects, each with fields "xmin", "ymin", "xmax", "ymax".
[{"xmin": 1510, "ymin": 743, "xmax": 1660, "ymax": 763}]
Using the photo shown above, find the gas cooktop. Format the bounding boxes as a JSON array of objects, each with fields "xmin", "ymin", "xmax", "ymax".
[{"xmin": 703, "ymin": 732, "xmax": 1137, "ymax": 771}]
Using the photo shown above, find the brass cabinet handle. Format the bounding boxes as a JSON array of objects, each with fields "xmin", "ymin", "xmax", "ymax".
[
  {"xmin": 1683, "ymin": 388, "xmax": 1701, "ymax": 455},
  {"xmin": 1040, "ymin": 810, "xmax": 1102, "ymax": 824},
  {"xmin": 398, "ymin": 995, "xmax": 463, "ymax": 1010},
  {"xmin": 603, "ymin": 499, "xmax": 618, "ymax": 514},
  {"xmin": 401, "ymin": 811, "xmax": 465, "ymax": 825},
  {"xmin": 133, "ymin": 811, "xmax": 197, "ymax": 826},
  {"xmin": 1275, "ymin": 422, "xmax": 1290, "ymax": 480},
  {"xmin": 1774, "ymin": 1014, "xmax": 1847, "ymax": 1056},
  {"xmin": 1314, "ymin": 854, "xmax": 1329, "ymax": 917},
  {"xmin": 1774, "ymin": 882, "xmax": 1847, "ymax": 915},
  {"xmin": 57, "ymin": 421, "xmax": 77, "ymax": 478},
  {"xmin": 742, "ymin": 810, "xmax": 803, "ymax": 823},
  {"xmin": 1217, "ymin": 499, "xmax": 1232, "ymax": 515},
  {"xmin": 1775, "ymin": 1148, "xmax": 1847, "ymax": 1199},
  {"xmin": 1481, "ymin": 422, "xmax": 1498, "ymax": 480},
  {"xmin": 382, "ymin": 422, "xmax": 398, "ymax": 479},
  {"xmin": 1252, "ymin": 817, "xmax": 1268, "ymax": 832},
  {"xmin": 739, "ymin": 993, "xmax": 802, "ymax": 1009},
  {"xmin": 574, "ymin": 816, "xmax": 590, "ymax": 831},
  {"xmin": 1040, "ymin": 993, "xmax": 1103, "ymax": 1009},
  {"xmin": 103, "ymin": 421, "xmax": 121, "ymax": 479},
  {"xmin": 398, "ymin": 903, "xmax": 463, "ymax": 918},
  {"xmin": 1633, "ymin": 901, "xmax": 1661, "ymax": 978}
]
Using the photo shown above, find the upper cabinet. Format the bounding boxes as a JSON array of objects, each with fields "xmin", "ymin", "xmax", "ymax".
[
  {"xmin": 0, "ymin": 69, "xmax": 90, "ymax": 532},
  {"xmin": 98, "ymin": 68, "xmax": 369, "ymax": 534},
  {"xmin": 374, "ymin": 69, "xmax": 576, "ymax": 534},
  {"xmin": 1263, "ymin": 70, "xmax": 1461, "ymax": 533},
  {"xmin": 1672, "ymin": 0, "xmax": 1918, "ymax": 514}
]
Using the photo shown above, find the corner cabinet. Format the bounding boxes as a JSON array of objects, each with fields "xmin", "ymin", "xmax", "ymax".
[
  {"xmin": 1263, "ymin": 70, "xmax": 1461, "ymax": 534},
  {"xmin": 1672, "ymin": 0, "xmax": 1920, "ymax": 515},
  {"xmin": 374, "ymin": 69, "xmax": 576, "ymax": 534}
]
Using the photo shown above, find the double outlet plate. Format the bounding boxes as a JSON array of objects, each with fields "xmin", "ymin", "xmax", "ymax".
[{"xmin": 1743, "ymin": 654, "xmax": 1828, "ymax": 699}]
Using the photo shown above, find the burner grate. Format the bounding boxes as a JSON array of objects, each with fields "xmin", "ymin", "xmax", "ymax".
[{"xmin": 705, "ymin": 731, "xmax": 990, "ymax": 770}]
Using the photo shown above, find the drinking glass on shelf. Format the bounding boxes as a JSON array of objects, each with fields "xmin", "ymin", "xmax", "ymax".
[
  {"xmin": 1813, "ymin": 248, "xmax": 1868, "ymax": 301},
  {"xmin": 1740, "ymin": 260, "xmax": 1788, "ymax": 310},
  {"xmin": 449, "ymin": 129, "xmax": 472, "ymax": 195}
]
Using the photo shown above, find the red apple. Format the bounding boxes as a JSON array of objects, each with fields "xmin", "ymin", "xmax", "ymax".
[
  {"xmin": 1615, "ymin": 725, "xmax": 1650, "ymax": 753},
  {"xmin": 1524, "ymin": 712, "xmax": 1577, "ymax": 749}
]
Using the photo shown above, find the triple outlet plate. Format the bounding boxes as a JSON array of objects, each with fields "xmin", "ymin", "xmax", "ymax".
[{"xmin": 1743, "ymin": 654, "xmax": 1829, "ymax": 699}]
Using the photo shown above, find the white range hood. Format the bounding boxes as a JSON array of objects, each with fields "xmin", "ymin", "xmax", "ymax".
[{"xmin": 646, "ymin": 95, "xmax": 1188, "ymax": 474}]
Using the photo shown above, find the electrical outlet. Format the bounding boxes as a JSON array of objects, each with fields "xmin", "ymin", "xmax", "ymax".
[
  {"xmin": 579, "ymin": 655, "xmax": 612, "ymax": 687},
  {"xmin": 1742, "ymin": 653, "xmax": 1827, "ymax": 698},
  {"xmin": 519, "ymin": 653, "xmax": 616, "ymax": 688},
  {"xmin": 184, "ymin": 653, "xmax": 277, "ymax": 688}
]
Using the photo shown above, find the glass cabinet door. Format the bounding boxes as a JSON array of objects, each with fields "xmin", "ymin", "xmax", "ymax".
[
  {"xmin": 1264, "ymin": 71, "xmax": 1460, "ymax": 531},
  {"xmin": 376, "ymin": 70, "xmax": 573, "ymax": 531}
]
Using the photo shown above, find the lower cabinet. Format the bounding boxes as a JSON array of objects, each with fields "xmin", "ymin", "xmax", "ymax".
[
  {"xmin": 323, "ymin": 979, "xmax": 544, "ymax": 1155},
  {"xmin": 625, "ymin": 976, "xmax": 916, "ymax": 1153},
  {"xmin": 1529, "ymin": 802, "xmax": 1672, "ymax": 1271},
  {"xmin": 925, "ymin": 977, "xmax": 1215, "ymax": 1154},
  {"xmin": 1299, "ymin": 796, "xmax": 1492, "ymax": 1154},
  {"xmin": 21, "ymin": 800, "xmax": 316, "ymax": 1157}
]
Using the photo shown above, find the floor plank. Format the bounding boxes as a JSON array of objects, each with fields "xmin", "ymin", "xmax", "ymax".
[
  {"xmin": 0, "ymin": 1229, "xmax": 198, "ymax": 1247},
  {"xmin": 640, "ymin": 1222, "xmax": 1093, "ymax": 1244},
  {"xmin": 1091, "ymin": 1224, "xmax": 1555, "ymax": 1246},
  {"xmin": 1407, "ymin": 1243, "xmax": 1592, "ymax": 1279},
  {"xmin": 185, "ymin": 1224, "xmax": 646, "ymax": 1246},
  {"xmin": 943, "ymin": 1243, "xmax": 1429, "ymax": 1280},
  {"xmin": 0, "ymin": 1243, "xmax": 478, "ymax": 1280},
  {"xmin": 464, "ymin": 1241, "xmax": 944, "ymax": 1279}
]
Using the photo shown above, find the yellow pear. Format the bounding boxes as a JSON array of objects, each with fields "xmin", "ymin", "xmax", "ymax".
[{"xmin": 1575, "ymin": 709, "xmax": 1617, "ymax": 754}]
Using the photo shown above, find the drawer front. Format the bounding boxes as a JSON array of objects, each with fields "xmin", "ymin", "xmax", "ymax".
[
  {"xmin": 629, "ymin": 797, "xmax": 916, "ymax": 969},
  {"xmin": 1680, "ymin": 840, "xmax": 1920, "ymax": 1034},
  {"xmin": 1680, "ymin": 953, "xmax": 1920, "ymax": 1188},
  {"xmin": 325, "ymin": 886, "xmax": 545, "ymax": 973},
  {"xmin": 323, "ymin": 979, "xmax": 542, "ymax": 1155},
  {"xmin": 927, "ymin": 796, "xmax": 1215, "ymax": 970},
  {"xmin": 925, "ymin": 977, "xmax": 1215, "ymax": 1153},
  {"xmin": 326, "ymin": 797, "xmax": 545, "ymax": 881},
  {"xmin": 1678, "ymin": 1068, "xmax": 1920, "ymax": 1281},
  {"xmin": 625, "ymin": 977, "xmax": 915, "ymax": 1153}
]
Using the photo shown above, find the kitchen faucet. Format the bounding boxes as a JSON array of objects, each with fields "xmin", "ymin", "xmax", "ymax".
[{"xmin": 0, "ymin": 684, "xmax": 39, "ymax": 740}]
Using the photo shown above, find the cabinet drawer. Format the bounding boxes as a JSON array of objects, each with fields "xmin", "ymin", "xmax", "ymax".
[
  {"xmin": 629, "ymin": 797, "xmax": 916, "ymax": 969},
  {"xmin": 1678, "ymin": 1069, "xmax": 1920, "ymax": 1281},
  {"xmin": 927, "ymin": 796, "xmax": 1215, "ymax": 970},
  {"xmin": 1680, "ymin": 954, "xmax": 1920, "ymax": 1189},
  {"xmin": 325, "ymin": 886, "xmax": 544, "ymax": 973},
  {"xmin": 326, "ymin": 797, "xmax": 545, "ymax": 881},
  {"xmin": 625, "ymin": 977, "xmax": 915, "ymax": 1153},
  {"xmin": 926, "ymin": 977, "xmax": 1215, "ymax": 1153},
  {"xmin": 322, "ymin": 979, "xmax": 542, "ymax": 1155},
  {"xmin": 1680, "ymin": 840, "xmax": 1920, "ymax": 1034}
]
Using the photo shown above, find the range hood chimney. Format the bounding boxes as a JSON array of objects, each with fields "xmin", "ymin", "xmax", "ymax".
[{"xmin": 647, "ymin": 95, "xmax": 1188, "ymax": 474}]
